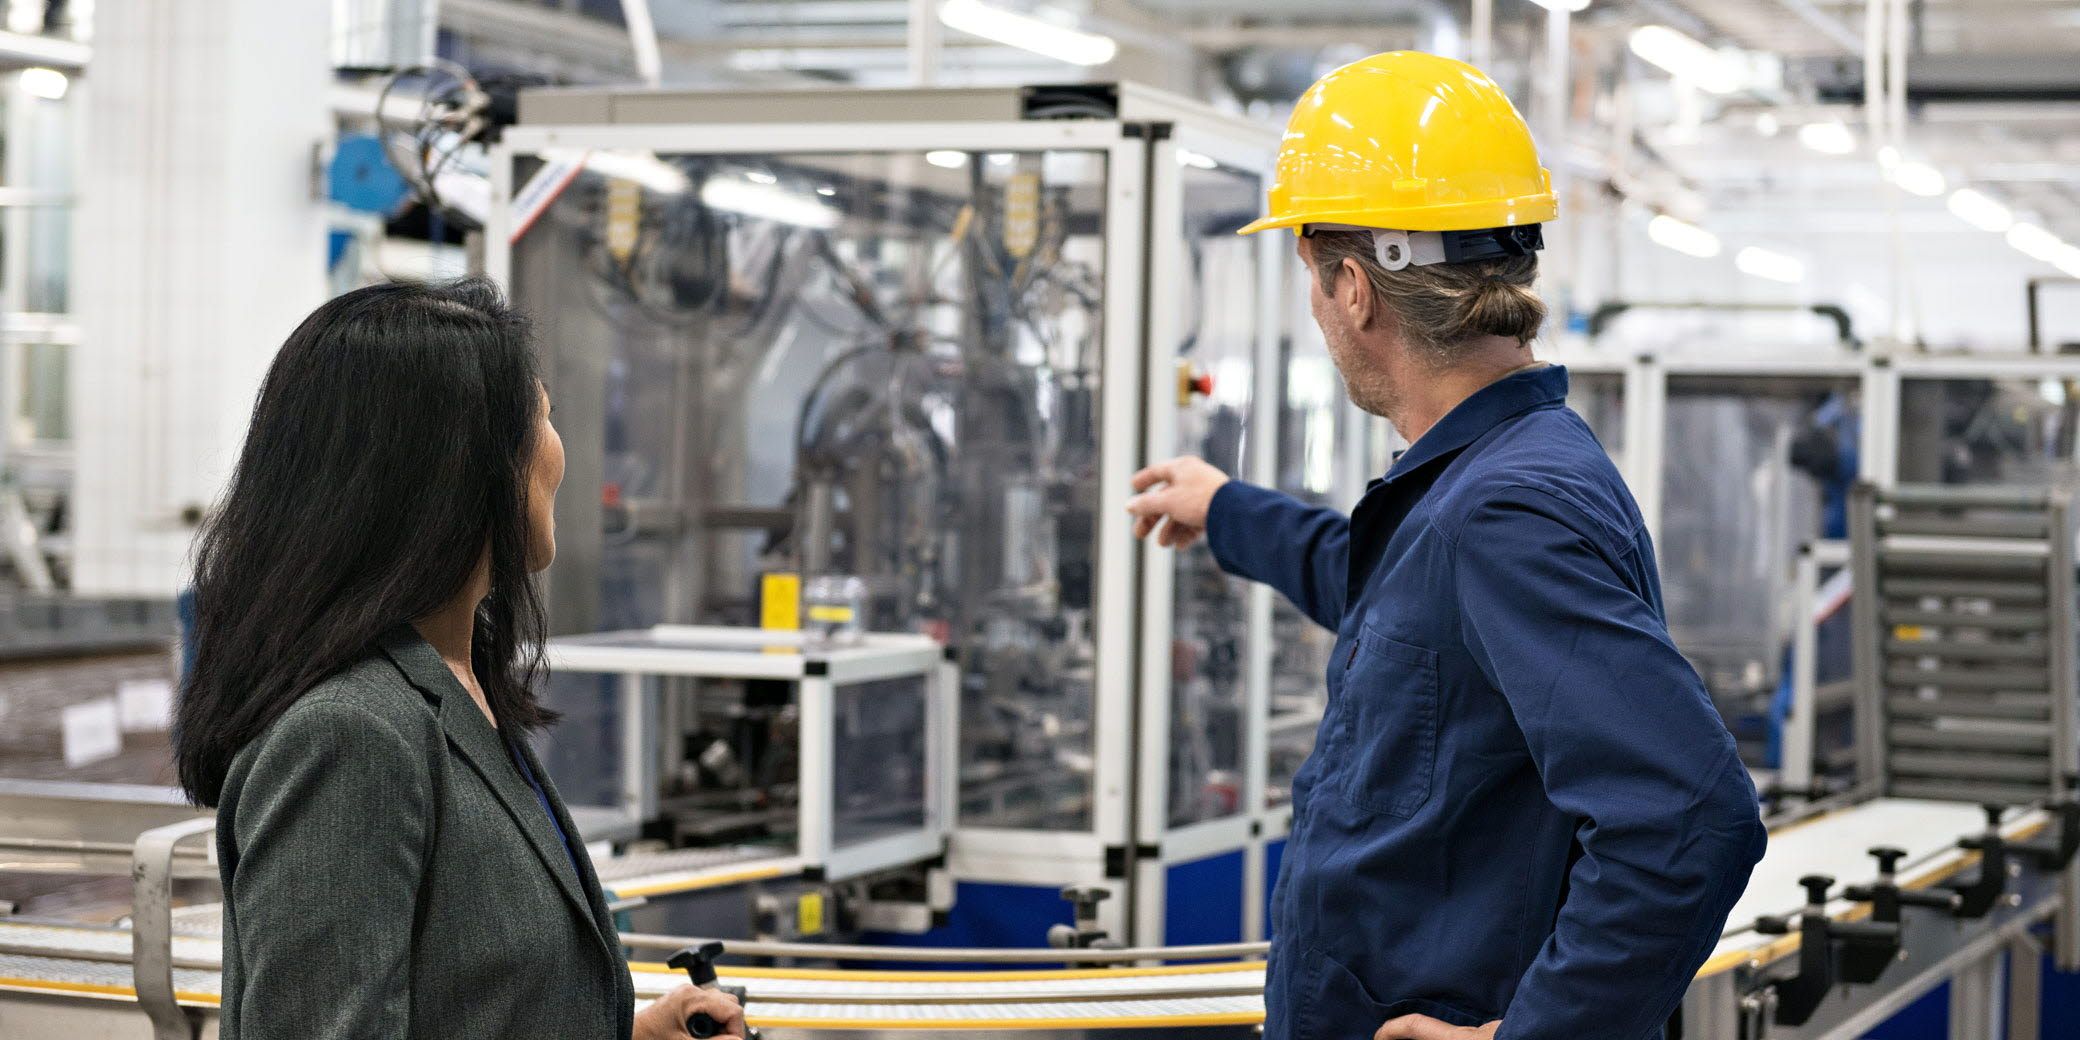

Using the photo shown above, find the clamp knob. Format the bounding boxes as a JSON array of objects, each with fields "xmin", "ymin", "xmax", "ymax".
[
  {"xmin": 1982, "ymin": 803, "xmax": 2006, "ymax": 831},
  {"xmin": 1061, "ymin": 885, "xmax": 1111, "ymax": 910},
  {"xmin": 1800, "ymin": 874, "xmax": 1834, "ymax": 908},
  {"xmin": 667, "ymin": 942, "xmax": 724, "ymax": 988},
  {"xmin": 666, "ymin": 942, "xmax": 755, "ymax": 1039},
  {"xmin": 1870, "ymin": 846, "xmax": 1907, "ymax": 877}
]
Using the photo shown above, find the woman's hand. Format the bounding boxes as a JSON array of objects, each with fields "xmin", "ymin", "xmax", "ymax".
[
  {"xmin": 634, "ymin": 984, "xmax": 746, "ymax": 1039},
  {"xmin": 1375, "ymin": 1015, "xmax": 1500, "ymax": 1040}
]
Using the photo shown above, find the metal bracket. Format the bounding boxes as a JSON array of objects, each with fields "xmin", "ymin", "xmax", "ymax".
[{"xmin": 132, "ymin": 817, "xmax": 217, "ymax": 1040}]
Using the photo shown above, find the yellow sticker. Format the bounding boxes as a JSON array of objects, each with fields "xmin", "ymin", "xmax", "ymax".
[
  {"xmin": 798, "ymin": 892, "xmax": 826, "ymax": 936},
  {"xmin": 605, "ymin": 178, "xmax": 641, "ymax": 263},
  {"xmin": 806, "ymin": 605, "xmax": 855, "ymax": 623},
  {"xmin": 762, "ymin": 573, "xmax": 802, "ymax": 631}
]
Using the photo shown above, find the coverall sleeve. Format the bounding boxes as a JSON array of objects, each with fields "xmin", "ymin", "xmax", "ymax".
[
  {"xmin": 1204, "ymin": 480, "xmax": 1350, "ymax": 629},
  {"xmin": 1453, "ymin": 485, "xmax": 1767, "ymax": 1040},
  {"xmin": 228, "ymin": 700, "xmax": 428, "ymax": 1039}
]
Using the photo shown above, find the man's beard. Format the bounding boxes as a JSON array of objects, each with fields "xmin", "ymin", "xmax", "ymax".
[{"xmin": 1324, "ymin": 320, "xmax": 1397, "ymax": 420}]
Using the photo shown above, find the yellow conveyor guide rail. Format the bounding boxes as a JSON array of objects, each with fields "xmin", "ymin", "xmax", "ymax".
[{"xmin": 0, "ymin": 798, "xmax": 2049, "ymax": 1032}]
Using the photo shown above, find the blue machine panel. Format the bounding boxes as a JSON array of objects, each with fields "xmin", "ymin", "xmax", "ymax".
[
  {"xmin": 860, "ymin": 880, "xmax": 1073, "ymax": 965},
  {"xmin": 1166, "ymin": 848, "xmax": 1245, "ymax": 947}
]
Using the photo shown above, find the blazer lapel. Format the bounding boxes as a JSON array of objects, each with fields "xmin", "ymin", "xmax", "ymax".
[
  {"xmin": 510, "ymin": 732, "xmax": 628, "ymax": 958},
  {"xmin": 377, "ymin": 629, "xmax": 613, "ymax": 961}
]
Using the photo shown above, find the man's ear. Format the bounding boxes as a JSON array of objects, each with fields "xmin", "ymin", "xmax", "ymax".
[{"xmin": 1338, "ymin": 256, "xmax": 1376, "ymax": 330}]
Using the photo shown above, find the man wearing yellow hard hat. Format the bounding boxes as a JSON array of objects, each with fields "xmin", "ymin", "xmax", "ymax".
[{"xmin": 1127, "ymin": 52, "xmax": 1766, "ymax": 1040}]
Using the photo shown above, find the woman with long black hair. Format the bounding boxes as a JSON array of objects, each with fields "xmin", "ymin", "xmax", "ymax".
[{"xmin": 176, "ymin": 278, "xmax": 743, "ymax": 1039}]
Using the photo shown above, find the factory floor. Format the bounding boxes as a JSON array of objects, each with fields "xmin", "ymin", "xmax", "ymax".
[{"xmin": 0, "ymin": 646, "xmax": 184, "ymax": 923}]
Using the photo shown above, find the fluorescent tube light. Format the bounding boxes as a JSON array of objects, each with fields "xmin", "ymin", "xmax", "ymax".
[
  {"xmin": 19, "ymin": 67, "xmax": 66, "ymax": 101},
  {"xmin": 2006, "ymin": 222, "xmax": 2066, "ymax": 264},
  {"xmin": 542, "ymin": 149, "xmax": 690, "ymax": 195},
  {"xmin": 1735, "ymin": 246, "xmax": 1805, "ymax": 284},
  {"xmin": 1947, "ymin": 188, "xmax": 2013, "ymax": 233},
  {"xmin": 939, "ymin": 0, "xmax": 1118, "ymax": 67},
  {"xmin": 1647, "ymin": 214, "xmax": 1721, "ymax": 258},
  {"xmin": 1797, "ymin": 120, "xmax": 1856, "ymax": 155},
  {"xmin": 1887, "ymin": 160, "xmax": 1945, "ymax": 197},
  {"xmin": 1629, "ymin": 26, "xmax": 1739, "ymax": 94},
  {"xmin": 700, "ymin": 177, "xmax": 840, "ymax": 229}
]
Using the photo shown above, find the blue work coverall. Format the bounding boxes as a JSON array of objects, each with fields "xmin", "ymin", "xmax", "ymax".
[{"xmin": 1205, "ymin": 365, "xmax": 1768, "ymax": 1040}]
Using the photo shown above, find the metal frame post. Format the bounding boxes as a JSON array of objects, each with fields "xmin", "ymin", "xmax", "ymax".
[
  {"xmin": 1621, "ymin": 352, "xmax": 1665, "ymax": 544},
  {"xmin": 1783, "ymin": 544, "xmax": 1822, "ymax": 794},
  {"xmin": 1849, "ymin": 483, "xmax": 1888, "ymax": 793},
  {"xmin": 2008, "ymin": 933, "xmax": 2042, "ymax": 1040},
  {"xmin": 1946, "ymin": 943, "xmax": 2004, "ymax": 1040},
  {"xmin": 619, "ymin": 672, "xmax": 656, "ymax": 825},
  {"xmin": 2052, "ymin": 490, "xmax": 2080, "ymax": 970},
  {"xmin": 797, "ymin": 674, "xmax": 835, "ymax": 870}
]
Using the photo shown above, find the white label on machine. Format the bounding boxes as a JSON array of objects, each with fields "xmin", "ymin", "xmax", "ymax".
[
  {"xmin": 119, "ymin": 678, "xmax": 174, "ymax": 732},
  {"xmin": 509, "ymin": 152, "xmax": 589, "ymax": 245},
  {"xmin": 61, "ymin": 698, "xmax": 122, "ymax": 767}
]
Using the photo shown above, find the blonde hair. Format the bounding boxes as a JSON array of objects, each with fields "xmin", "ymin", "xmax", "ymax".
[{"xmin": 1308, "ymin": 230, "xmax": 1546, "ymax": 363}]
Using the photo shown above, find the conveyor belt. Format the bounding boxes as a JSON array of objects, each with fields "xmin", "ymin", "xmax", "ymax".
[
  {"xmin": 1698, "ymin": 797, "xmax": 2048, "ymax": 976},
  {"xmin": 0, "ymin": 797, "xmax": 2054, "ymax": 1033},
  {"xmin": 592, "ymin": 846, "xmax": 803, "ymax": 899}
]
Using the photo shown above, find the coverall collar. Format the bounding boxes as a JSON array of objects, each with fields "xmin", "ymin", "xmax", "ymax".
[{"xmin": 1381, "ymin": 363, "xmax": 1570, "ymax": 485}]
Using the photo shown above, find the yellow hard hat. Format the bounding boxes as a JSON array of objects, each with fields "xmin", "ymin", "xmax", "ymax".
[{"xmin": 1238, "ymin": 51, "xmax": 1557, "ymax": 239}]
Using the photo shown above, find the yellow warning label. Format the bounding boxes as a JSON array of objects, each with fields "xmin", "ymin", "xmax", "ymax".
[
  {"xmin": 762, "ymin": 573, "xmax": 802, "ymax": 631},
  {"xmin": 806, "ymin": 605, "xmax": 856, "ymax": 624},
  {"xmin": 605, "ymin": 178, "xmax": 641, "ymax": 263},
  {"xmin": 798, "ymin": 892, "xmax": 826, "ymax": 936}
]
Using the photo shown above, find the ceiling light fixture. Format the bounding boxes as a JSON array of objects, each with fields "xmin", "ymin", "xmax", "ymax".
[
  {"xmin": 1629, "ymin": 26, "xmax": 1740, "ymax": 94},
  {"xmin": 19, "ymin": 67, "xmax": 66, "ymax": 101},
  {"xmin": 939, "ymin": 0, "xmax": 1118, "ymax": 67},
  {"xmin": 1735, "ymin": 246, "xmax": 1805, "ymax": 284},
  {"xmin": 1647, "ymin": 214, "xmax": 1722, "ymax": 258},
  {"xmin": 1947, "ymin": 188, "xmax": 2013, "ymax": 233},
  {"xmin": 1797, "ymin": 120, "xmax": 1856, "ymax": 155},
  {"xmin": 1887, "ymin": 160, "xmax": 1946, "ymax": 198},
  {"xmin": 1527, "ymin": 0, "xmax": 1592, "ymax": 11},
  {"xmin": 700, "ymin": 177, "xmax": 840, "ymax": 229},
  {"xmin": 2006, "ymin": 222, "xmax": 2067, "ymax": 264}
]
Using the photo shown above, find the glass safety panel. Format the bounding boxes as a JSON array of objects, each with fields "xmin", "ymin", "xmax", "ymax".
[
  {"xmin": 832, "ymin": 675, "xmax": 930, "ymax": 847},
  {"xmin": 1266, "ymin": 306, "xmax": 1344, "ymax": 812},
  {"xmin": 1164, "ymin": 159, "xmax": 1263, "ymax": 828},
  {"xmin": 1897, "ymin": 377, "xmax": 2080, "ymax": 487},
  {"xmin": 511, "ymin": 146, "xmax": 1109, "ymax": 832},
  {"xmin": 1660, "ymin": 375, "xmax": 1860, "ymax": 762}
]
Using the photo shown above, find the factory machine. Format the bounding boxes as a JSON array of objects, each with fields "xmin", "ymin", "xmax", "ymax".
[{"xmin": 484, "ymin": 81, "xmax": 1374, "ymax": 949}]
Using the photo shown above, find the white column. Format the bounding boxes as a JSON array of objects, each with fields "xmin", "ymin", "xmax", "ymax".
[{"xmin": 71, "ymin": 0, "xmax": 331, "ymax": 596}]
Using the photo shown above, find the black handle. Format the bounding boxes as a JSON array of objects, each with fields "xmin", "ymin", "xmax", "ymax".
[
  {"xmin": 1800, "ymin": 874, "xmax": 1834, "ymax": 907},
  {"xmin": 1870, "ymin": 846, "xmax": 1906, "ymax": 876},
  {"xmin": 1983, "ymin": 803, "xmax": 2006, "ymax": 831}
]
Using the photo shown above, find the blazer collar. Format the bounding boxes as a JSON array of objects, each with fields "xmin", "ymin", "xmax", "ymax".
[
  {"xmin": 1382, "ymin": 363, "xmax": 1570, "ymax": 484},
  {"xmin": 376, "ymin": 626, "xmax": 613, "ymax": 960}
]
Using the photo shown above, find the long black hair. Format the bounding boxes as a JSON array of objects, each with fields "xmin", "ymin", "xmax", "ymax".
[{"xmin": 175, "ymin": 277, "xmax": 556, "ymax": 806}]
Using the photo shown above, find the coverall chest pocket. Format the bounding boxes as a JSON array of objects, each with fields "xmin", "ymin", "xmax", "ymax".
[{"xmin": 1337, "ymin": 626, "xmax": 1439, "ymax": 819}]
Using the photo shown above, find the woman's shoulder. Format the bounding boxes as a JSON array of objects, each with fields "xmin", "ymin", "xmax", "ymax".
[
  {"xmin": 228, "ymin": 649, "xmax": 441, "ymax": 782},
  {"xmin": 293, "ymin": 652, "xmax": 440, "ymax": 731}
]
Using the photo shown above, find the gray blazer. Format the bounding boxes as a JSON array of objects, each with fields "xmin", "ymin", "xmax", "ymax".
[{"xmin": 215, "ymin": 627, "xmax": 634, "ymax": 1039}]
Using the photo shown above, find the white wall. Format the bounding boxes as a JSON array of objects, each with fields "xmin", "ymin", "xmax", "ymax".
[{"xmin": 71, "ymin": 0, "xmax": 332, "ymax": 596}]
